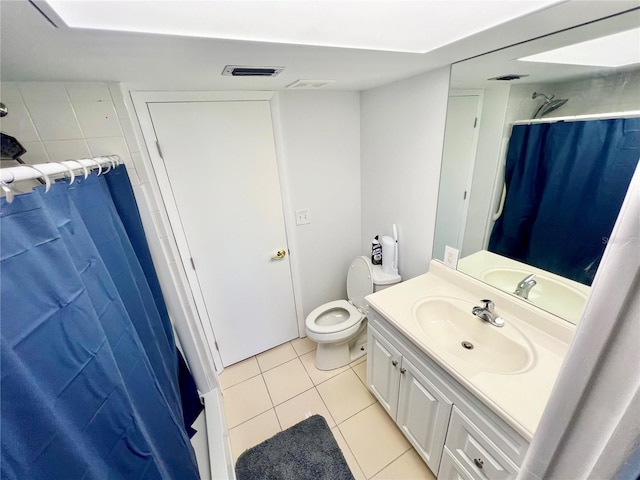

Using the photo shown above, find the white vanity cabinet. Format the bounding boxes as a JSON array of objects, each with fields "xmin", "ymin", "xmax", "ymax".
[
  {"xmin": 367, "ymin": 310, "xmax": 529, "ymax": 480},
  {"xmin": 367, "ymin": 325, "xmax": 452, "ymax": 473}
]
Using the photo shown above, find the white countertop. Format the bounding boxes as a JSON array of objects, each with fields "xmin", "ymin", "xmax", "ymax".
[{"xmin": 365, "ymin": 261, "xmax": 575, "ymax": 440}]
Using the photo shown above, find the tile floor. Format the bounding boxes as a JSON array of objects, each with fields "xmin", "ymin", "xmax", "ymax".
[{"xmin": 220, "ymin": 338, "xmax": 436, "ymax": 480}]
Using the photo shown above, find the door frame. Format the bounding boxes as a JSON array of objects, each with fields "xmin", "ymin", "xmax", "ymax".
[
  {"xmin": 130, "ymin": 91, "xmax": 304, "ymax": 371},
  {"xmin": 448, "ymin": 90, "xmax": 484, "ymax": 252}
]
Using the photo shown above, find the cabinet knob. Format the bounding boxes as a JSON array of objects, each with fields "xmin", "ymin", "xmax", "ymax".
[
  {"xmin": 391, "ymin": 360, "xmax": 398, "ymax": 367},
  {"xmin": 400, "ymin": 367, "xmax": 406, "ymax": 374},
  {"xmin": 473, "ymin": 458, "xmax": 484, "ymax": 469}
]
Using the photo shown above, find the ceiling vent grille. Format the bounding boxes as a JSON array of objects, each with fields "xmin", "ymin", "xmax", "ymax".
[
  {"xmin": 222, "ymin": 65, "xmax": 284, "ymax": 77},
  {"xmin": 286, "ymin": 79, "xmax": 335, "ymax": 89},
  {"xmin": 488, "ymin": 74, "xmax": 529, "ymax": 81}
]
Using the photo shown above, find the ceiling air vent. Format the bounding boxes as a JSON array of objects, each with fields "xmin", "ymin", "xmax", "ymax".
[
  {"xmin": 286, "ymin": 79, "xmax": 335, "ymax": 89},
  {"xmin": 488, "ymin": 74, "xmax": 529, "ymax": 81},
  {"xmin": 222, "ymin": 65, "xmax": 284, "ymax": 77}
]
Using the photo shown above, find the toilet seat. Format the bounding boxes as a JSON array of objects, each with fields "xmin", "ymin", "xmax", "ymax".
[
  {"xmin": 305, "ymin": 299, "xmax": 363, "ymax": 335},
  {"xmin": 305, "ymin": 256, "xmax": 373, "ymax": 342},
  {"xmin": 305, "ymin": 256, "xmax": 399, "ymax": 370}
]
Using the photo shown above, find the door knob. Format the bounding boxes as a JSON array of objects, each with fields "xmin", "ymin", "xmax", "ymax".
[{"xmin": 271, "ymin": 249, "xmax": 287, "ymax": 260}]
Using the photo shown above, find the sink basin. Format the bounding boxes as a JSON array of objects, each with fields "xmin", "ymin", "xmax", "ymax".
[
  {"xmin": 412, "ymin": 297, "xmax": 534, "ymax": 374},
  {"xmin": 480, "ymin": 267, "xmax": 587, "ymax": 323}
]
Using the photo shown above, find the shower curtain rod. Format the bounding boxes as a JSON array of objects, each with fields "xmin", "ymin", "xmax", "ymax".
[
  {"xmin": 0, "ymin": 155, "xmax": 120, "ymax": 185},
  {"xmin": 513, "ymin": 110, "xmax": 640, "ymax": 126}
]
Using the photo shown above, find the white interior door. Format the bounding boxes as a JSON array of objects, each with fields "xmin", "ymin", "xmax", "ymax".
[
  {"xmin": 433, "ymin": 94, "xmax": 481, "ymax": 261},
  {"xmin": 148, "ymin": 100, "xmax": 298, "ymax": 366}
]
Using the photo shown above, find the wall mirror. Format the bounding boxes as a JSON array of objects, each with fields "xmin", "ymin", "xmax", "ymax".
[{"xmin": 433, "ymin": 9, "xmax": 640, "ymax": 324}]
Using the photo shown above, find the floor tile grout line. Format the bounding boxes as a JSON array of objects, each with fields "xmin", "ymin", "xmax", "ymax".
[
  {"xmin": 351, "ymin": 364, "xmax": 369, "ymax": 389},
  {"xmin": 225, "ymin": 403, "xmax": 275, "ymax": 432},
  {"xmin": 229, "ymin": 371, "xmax": 357, "ymax": 439},
  {"xmin": 313, "ymin": 367, "xmax": 375, "ymax": 426},
  {"xmin": 301, "ymin": 363, "xmax": 350, "ymax": 388},
  {"xmin": 272, "ymin": 406, "xmax": 284, "ymax": 432},
  {"xmin": 366, "ymin": 446, "xmax": 413, "ymax": 480},
  {"xmin": 255, "ymin": 341, "xmax": 298, "ymax": 373},
  {"xmin": 256, "ymin": 355, "xmax": 298, "ymax": 374},
  {"xmin": 311, "ymin": 382, "xmax": 339, "ymax": 428},
  {"xmin": 270, "ymin": 383, "xmax": 319, "ymax": 410},
  {"xmin": 258, "ymin": 373, "xmax": 277, "ymax": 416},
  {"xmin": 263, "ymin": 358, "xmax": 314, "ymax": 407},
  {"xmin": 222, "ymin": 373, "xmax": 275, "ymax": 430},
  {"xmin": 220, "ymin": 370, "xmax": 262, "ymax": 392},
  {"xmin": 292, "ymin": 343, "xmax": 317, "ymax": 358},
  {"xmin": 333, "ymin": 422, "xmax": 368, "ymax": 480},
  {"xmin": 334, "ymin": 399, "xmax": 378, "ymax": 431},
  {"xmin": 227, "ymin": 374, "xmax": 325, "ymax": 435}
]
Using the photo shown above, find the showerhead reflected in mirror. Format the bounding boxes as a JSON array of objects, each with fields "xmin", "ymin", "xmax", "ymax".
[
  {"xmin": 531, "ymin": 92, "xmax": 568, "ymax": 118},
  {"xmin": 433, "ymin": 10, "xmax": 640, "ymax": 324}
]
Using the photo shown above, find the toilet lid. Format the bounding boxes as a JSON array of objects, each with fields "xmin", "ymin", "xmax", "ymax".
[{"xmin": 347, "ymin": 256, "xmax": 374, "ymax": 311}]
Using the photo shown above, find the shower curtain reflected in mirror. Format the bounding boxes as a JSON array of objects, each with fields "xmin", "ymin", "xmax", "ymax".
[
  {"xmin": 1, "ymin": 166, "xmax": 201, "ymax": 479},
  {"xmin": 489, "ymin": 117, "xmax": 640, "ymax": 286}
]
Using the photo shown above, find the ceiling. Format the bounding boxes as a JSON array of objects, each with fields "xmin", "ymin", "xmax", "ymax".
[
  {"xmin": 1, "ymin": 0, "xmax": 639, "ymax": 91},
  {"xmin": 452, "ymin": 8, "xmax": 640, "ymax": 89}
]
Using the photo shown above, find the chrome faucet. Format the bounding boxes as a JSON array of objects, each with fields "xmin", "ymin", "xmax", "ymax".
[
  {"xmin": 514, "ymin": 274, "xmax": 537, "ymax": 300},
  {"xmin": 472, "ymin": 299, "xmax": 505, "ymax": 327}
]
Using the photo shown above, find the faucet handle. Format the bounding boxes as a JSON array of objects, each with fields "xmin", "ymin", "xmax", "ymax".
[{"xmin": 480, "ymin": 299, "xmax": 494, "ymax": 312}]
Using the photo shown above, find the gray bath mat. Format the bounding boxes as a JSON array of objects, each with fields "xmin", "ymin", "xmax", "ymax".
[{"xmin": 235, "ymin": 414, "xmax": 355, "ymax": 480}]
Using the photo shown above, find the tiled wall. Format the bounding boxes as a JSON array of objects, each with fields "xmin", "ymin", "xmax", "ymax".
[
  {"xmin": 0, "ymin": 81, "xmax": 141, "ymax": 185},
  {"xmin": 504, "ymin": 69, "xmax": 640, "ymax": 128}
]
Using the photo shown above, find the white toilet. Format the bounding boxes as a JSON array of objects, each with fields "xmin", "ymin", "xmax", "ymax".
[{"xmin": 305, "ymin": 256, "xmax": 401, "ymax": 370}]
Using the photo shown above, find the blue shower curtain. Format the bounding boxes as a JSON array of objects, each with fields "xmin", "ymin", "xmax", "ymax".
[
  {"xmin": 1, "ymin": 166, "xmax": 200, "ymax": 479},
  {"xmin": 489, "ymin": 117, "xmax": 640, "ymax": 285},
  {"xmin": 103, "ymin": 167, "xmax": 202, "ymax": 437}
]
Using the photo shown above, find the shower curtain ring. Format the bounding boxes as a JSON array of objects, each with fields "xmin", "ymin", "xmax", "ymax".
[
  {"xmin": 68, "ymin": 160, "xmax": 89, "ymax": 180},
  {"xmin": 84, "ymin": 158, "xmax": 103, "ymax": 176},
  {"xmin": 26, "ymin": 165, "xmax": 52, "ymax": 193},
  {"xmin": 100, "ymin": 157, "xmax": 112, "ymax": 174},
  {"xmin": 53, "ymin": 161, "xmax": 76, "ymax": 185}
]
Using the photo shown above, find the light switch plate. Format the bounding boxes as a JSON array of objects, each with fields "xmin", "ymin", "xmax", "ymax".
[
  {"xmin": 443, "ymin": 246, "xmax": 459, "ymax": 269},
  {"xmin": 295, "ymin": 208, "xmax": 311, "ymax": 225}
]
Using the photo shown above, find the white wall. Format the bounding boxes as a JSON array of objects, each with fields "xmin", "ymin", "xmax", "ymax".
[
  {"xmin": 360, "ymin": 67, "xmax": 451, "ymax": 281},
  {"xmin": 275, "ymin": 91, "xmax": 362, "ymax": 317}
]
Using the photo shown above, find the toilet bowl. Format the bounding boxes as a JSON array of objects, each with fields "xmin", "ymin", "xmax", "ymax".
[{"xmin": 305, "ymin": 256, "xmax": 401, "ymax": 370}]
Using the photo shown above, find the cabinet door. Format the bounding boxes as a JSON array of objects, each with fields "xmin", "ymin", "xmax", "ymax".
[
  {"xmin": 397, "ymin": 356, "xmax": 453, "ymax": 475},
  {"xmin": 367, "ymin": 326, "xmax": 402, "ymax": 417}
]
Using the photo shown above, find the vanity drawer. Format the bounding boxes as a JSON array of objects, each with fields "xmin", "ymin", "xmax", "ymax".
[
  {"xmin": 439, "ymin": 447, "xmax": 473, "ymax": 480},
  {"xmin": 445, "ymin": 407, "xmax": 519, "ymax": 480}
]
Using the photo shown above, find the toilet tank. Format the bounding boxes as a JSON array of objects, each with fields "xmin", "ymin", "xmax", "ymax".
[
  {"xmin": 368, "ymin": 257, "xmax": 401, "ymax": 292},
  {"xmin": 373, "ymin": 282, "xmax": 397, "ymax": 293}
]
